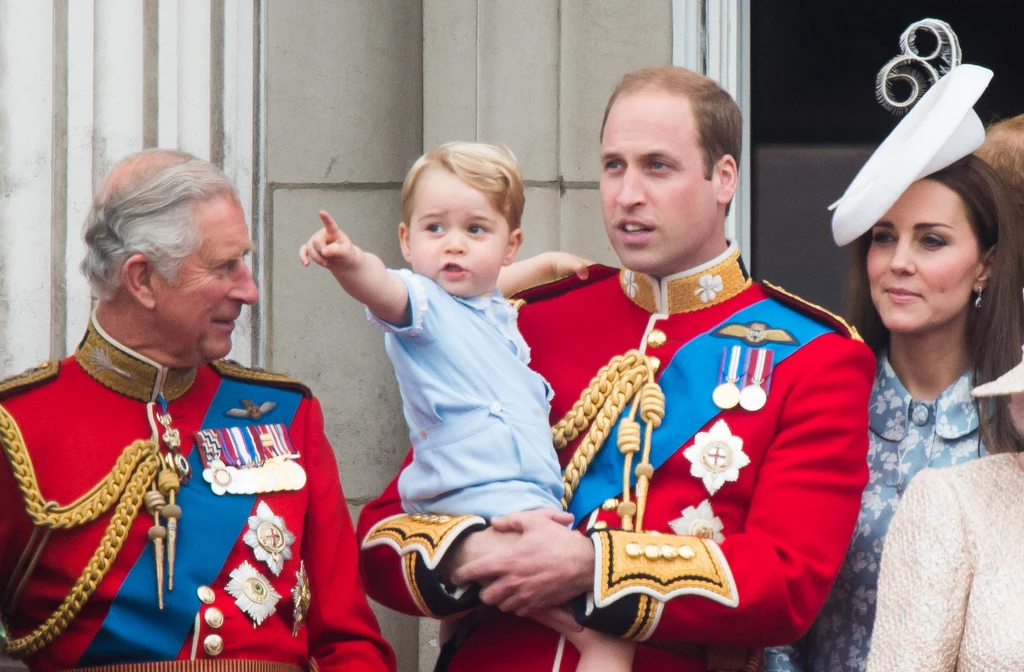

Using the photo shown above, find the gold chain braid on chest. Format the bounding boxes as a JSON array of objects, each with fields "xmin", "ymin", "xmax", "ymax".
[
  {"xmin": 1, "ymin": 406, "xmax": 159, "ymax": 529},
  {"xmin": 0, "ymin": 404, "xmax": 162, "ymax": 657},
  {"xmin": 552, "ymin": 350, "xmax": 664, "ymax": 516}
]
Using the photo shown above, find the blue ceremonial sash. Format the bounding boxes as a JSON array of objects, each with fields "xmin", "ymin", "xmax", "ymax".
[
  {"xmin": 567, "ymin": 298, "xmax": 832, "ymax": 520},
  {"xmin": 78, "ymin": 379, "xmax": 302, "ymax": 665}
]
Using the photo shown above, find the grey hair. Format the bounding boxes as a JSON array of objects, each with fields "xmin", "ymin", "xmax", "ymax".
[{"xmin": 81, "ymin": 149, "xmax": 240, "ymax": 299}]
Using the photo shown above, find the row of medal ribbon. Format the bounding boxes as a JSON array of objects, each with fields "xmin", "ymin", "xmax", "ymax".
[
  {"xmin": 712, "ymin": 345, "xmax": 775, "ymax": 412},
  {"xmin": 196, "ymin": 424, "xmax": 307, "ymax": 496}
]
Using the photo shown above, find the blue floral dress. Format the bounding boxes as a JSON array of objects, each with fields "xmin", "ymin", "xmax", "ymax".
[{"xmin": 764, "ymin": 353, "xmax": 984, "ymax": 672}]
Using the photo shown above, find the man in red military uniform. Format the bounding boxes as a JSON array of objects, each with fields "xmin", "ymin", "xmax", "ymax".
[
  {"xmin": 0, "ymin": 150, "xmax": 395, "ymax": 672},
  {"xmin": 357, "ymin": 67, "xmax": 875, "ymax": 671}
]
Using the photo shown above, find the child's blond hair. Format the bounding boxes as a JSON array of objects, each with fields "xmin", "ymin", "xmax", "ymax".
[{"xmin": 401, "ymin": 142, "xmax": 525, "ymax": 230}]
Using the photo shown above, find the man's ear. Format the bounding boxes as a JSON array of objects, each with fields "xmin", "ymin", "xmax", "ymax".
[
  {"xmin": 121, "ymin": 253, "xmax": 157, "ymax": 309},
  {"xmin": 399, "ymin": 223, "xmax": 413, "ymax": 264},
  {"xmin": 502, "ymin": 228, "xmax": 524, "ymax": 266},
  {"xmin": 712, "ymin": 154, "xmax": 738, "ymax": 207}
]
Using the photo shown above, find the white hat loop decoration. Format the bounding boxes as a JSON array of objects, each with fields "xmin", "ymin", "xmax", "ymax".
[
  {"xmin": 876, "ymin": 18, "xmax": 961, "ymax": 115},
  {"xmin": 829, "ymin": 19, "xmax": 992, "ymax": 247}
]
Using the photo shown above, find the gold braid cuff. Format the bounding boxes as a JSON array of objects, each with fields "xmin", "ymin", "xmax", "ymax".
[
  {"xmin": 362, "ymin": 513, "xmax": 486, "ymax": 571},
  {"xmin": 590, "ymin": 530, "xmax": 738, "ymax": 609},
  {"xmin": 0, "ymin": 404, "xmax": 162, "ymax": 658}
]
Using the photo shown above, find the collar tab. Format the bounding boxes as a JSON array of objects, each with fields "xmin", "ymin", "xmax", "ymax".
[
  {"xmin": 619, "ymin": 244, "xmax": 751, "ymax": 315},
  {"xmin": 75, "ymin": 317, "xmax": 196, "ymax": 403}
]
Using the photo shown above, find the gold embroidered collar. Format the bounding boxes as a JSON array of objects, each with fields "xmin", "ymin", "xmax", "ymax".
[
  {"xmin": 75, "ymin": 316, "xmax": 197, "ymax": 403},
  {"xmin": 619, "ymin": 244, "xmax": 751, "ymax": 315}
]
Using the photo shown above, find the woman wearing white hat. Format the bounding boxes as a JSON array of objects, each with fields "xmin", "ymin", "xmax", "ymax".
[
  {"xmin": 766, "ymin": 31, "xmax": 1024, "ymax": 672},
  {"xmin": 867, "ymin": 330, "xmax": 1024, "ymax": 670}
]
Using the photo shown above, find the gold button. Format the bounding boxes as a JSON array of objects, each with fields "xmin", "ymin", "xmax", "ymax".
[
  {"xmin": 203, "ymin": 634, "xmax": 224, "ymax": 657},
  {"xmin": 647, "ymin": 356, "xmax": 661, "ymax": 372},
  {"xmin": 646, "ymin": 329, "xmax": 667, "ymax": 348},
  {"xmin": 625, "ymin": 542, "xmax": 643, "ymax": 558},
  {"xmin": 679, "ymin": 545, "xmax": 695, "ymax": 560},
  {"xmin": 592, "ymin": 521, "xmax": 608, "ymax": 530},
  {"xmin": 204, "ymin": 607, "xmax": 224, "ymax": 629},
  {"xmin": 644, "ymin": 544, "xmax": 661, "ymax": 560},
  {"xmin": 601, "ymin": 498, "xmax": 619, "ymax": 512},
  {"xmin": 419, "ymin": 428, "xmax": 428, "ymax": 439},
  {"xmin": 661, "ymin": 545, "xmax": 678, "ymax": 559},
  {"xmin": 197, "ymin": 586, "xmax": 215, "ymax": 604}
]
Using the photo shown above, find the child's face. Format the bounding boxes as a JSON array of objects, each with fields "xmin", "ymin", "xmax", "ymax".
[{"xmin": 399, "ymin": 168, "xmax": 523, "ymax": 298}]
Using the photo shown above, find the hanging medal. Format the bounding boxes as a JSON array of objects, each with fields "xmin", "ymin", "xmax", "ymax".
[
  {"xmin": 196, "ymin": 424, "xmax": 306, "ymax": 495},
  {"xmin": 739, "ymin": 348, "xmax": 774, "ymax": 412},
  {"xmin": 712, "ymin": 345, "xmax": 743, "ymax": 410}
]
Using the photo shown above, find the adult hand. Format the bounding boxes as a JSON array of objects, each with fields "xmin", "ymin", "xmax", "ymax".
[
  {"xmin": 299, "ymin": 210, "xmax": 363, "ymax": 270},
  {"xmin": 452, "ymin": 509, "xmax": 594, "ymax": 616},
  {"xmin": 437, "ymin": 526, "xmax": 520, "ymax": 585}
]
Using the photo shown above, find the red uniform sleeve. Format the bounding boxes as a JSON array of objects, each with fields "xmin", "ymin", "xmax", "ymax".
[
  {"xmin": 298, "ymin": 398, "xmax": 397, "ymax": 672},
  {"xmin": 578, "ymin": 335, "xmax": 875, "ymax": 647},
  {"xmin": 356, "ymin": 451, "xmax": 486, "ymax": 619}
]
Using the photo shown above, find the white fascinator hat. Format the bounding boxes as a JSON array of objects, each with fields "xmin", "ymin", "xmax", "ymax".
[{"xmin": 830, "ymin": 19, "xmax": 993, "ymax": 246}]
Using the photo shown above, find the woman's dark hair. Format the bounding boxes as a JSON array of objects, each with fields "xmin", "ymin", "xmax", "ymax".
[{"xmin": 845, "ymin": 154, "xmax": 1024, "ymax": 453}]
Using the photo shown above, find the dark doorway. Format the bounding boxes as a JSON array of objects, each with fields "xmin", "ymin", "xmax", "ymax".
[{"xmin": 751, "ymin": 1, "xmax": 1024, "ymax": 315}]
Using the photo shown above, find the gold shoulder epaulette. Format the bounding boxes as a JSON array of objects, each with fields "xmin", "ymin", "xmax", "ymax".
[
  {"xmin": 0, "ymin": 361, "xmax": 60, "ymax": 400},
  {"xmin": 762, "ymin": 281, "xmax": 862, "ymax": 342},
  {"xmin": 210, "ymin": 359, "xmax": 312, "ymax": 398}
]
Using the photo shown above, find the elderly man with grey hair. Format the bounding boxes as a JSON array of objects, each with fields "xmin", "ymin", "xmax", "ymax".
[{"xmin": 0, "ymin": 149, "xmax": 396, "ymax": 672}]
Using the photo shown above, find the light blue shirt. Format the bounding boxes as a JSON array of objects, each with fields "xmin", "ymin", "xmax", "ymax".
[
  {"xmin": 369, "ymin": 269, "xmax": 563, "ymax": 519},
  {"xmin": 765, "ymin": 353, "xmax": 984, "ymax": 672}
]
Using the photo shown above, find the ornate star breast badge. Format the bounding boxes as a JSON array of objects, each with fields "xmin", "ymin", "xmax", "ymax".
[
  {"xmin": 243, "ymin": 501, "xmax": 295, "ymax": 576},
  {"xmin": 226, "ymin": 560, "xmax": 281, "ymax": 626},
  {"xmin": 291, "ymin": 561, "xmax": 311, "ymax": 638},
  {"xmin": 669, "ymin": 499, "xmax": 726, "ymax": 543},
  {"xmin": 683, "ymin": 420, "xmax": 750, "ymax": 495}
]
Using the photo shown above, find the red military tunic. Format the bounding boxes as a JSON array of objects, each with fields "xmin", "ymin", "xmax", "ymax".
[
  {"xmin": 0, "ymin": 321, "xmax": 395, "ymax": 672},
  {"xmin": 358, "ymin": 246, "xmax": 875, "ymax": 671}
]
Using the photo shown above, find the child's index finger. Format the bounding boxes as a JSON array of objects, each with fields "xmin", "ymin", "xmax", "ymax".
[{"xmin": 319, "ymin": 210, "xmax": 342, "ymax": 236}]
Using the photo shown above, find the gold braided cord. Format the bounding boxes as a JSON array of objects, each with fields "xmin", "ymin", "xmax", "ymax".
[
  {"xmin": 1, "ymin": 406, "xmax": 158, "ymax": 529},
  {"xmin": 554, "ymin": 350, "xmax": 661, "ymax": 510},
  {"xmin": 0, "ymin": 404, "xmax": 162, "ymax": 658},
  {"xmin": 552, "ymin": 351, "xmax": 651, "ymax": 449},
  {"xmin": 3, "ymin": 445, "xmax": 160, "ymax": 657}
]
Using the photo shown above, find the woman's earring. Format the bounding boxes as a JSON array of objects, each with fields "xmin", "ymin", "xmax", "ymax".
[{"xmin": 974, "ymin": 285, "xmax": 984, "ymax": 309}]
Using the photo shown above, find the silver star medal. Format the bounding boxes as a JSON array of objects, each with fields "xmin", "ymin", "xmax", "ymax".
[
  {"xmin": 683, "ymin": 419, "xmax": 750, "ymax": 495},
  {"xmin": 226, "ymin": 560, "xmax": 281, "ymax": 626},
  {"xmin": 669, "ymin": 499, "xmax": 726, "ymax": 544},
  {"xmin": 243, "ymin": 501, "xmax": 295, "ymax": 576},
  {"xmin": 291, "ymin": 561, "xmax": 311, "ymax": 638}
]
